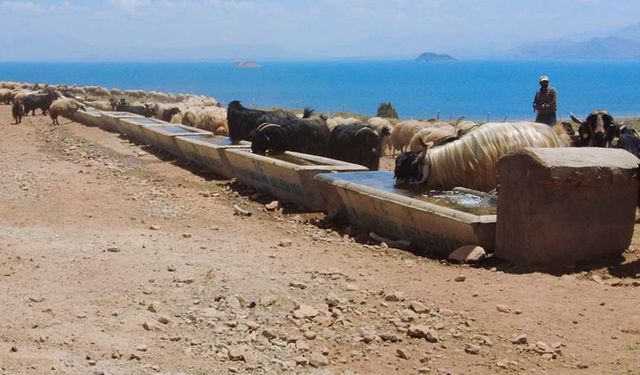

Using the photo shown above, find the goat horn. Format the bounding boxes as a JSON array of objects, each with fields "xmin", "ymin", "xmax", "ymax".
[
  {"xmin": 257, "ymin": 123, "xmax": 282, "ymax": 132},
  {"xmin": 569, "ymin": 113, "xmax": 583, "ymax": 125},
  {"xmin": 355, "ymin": 127, "xmax": 376, "ymax": 136}
]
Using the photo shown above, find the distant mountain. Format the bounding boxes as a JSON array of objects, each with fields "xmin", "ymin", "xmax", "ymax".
[
  {"xmin": 416, "ymin": 52, "xmax": 456, "ymax": 62},
  {"xmin": 507, "ymin": 22, "xmax": 640, "ymax": 60}
]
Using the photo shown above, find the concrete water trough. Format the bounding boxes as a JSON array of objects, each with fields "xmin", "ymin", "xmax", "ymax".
[
  {"xmin": 174, "ymin": 135, "xmax": 251, "ymax": 178},
  {"xmin": 72, "ymin": 107, "xmax": 103, "ymax": 128},
  {"xmin": 119, "ymin": 117, "xmax": 169, "ymax": 144},
  {"xmin": 98, "ymin": 111, "xmax": 144, "ymax": 133},
  {"xmin": 313, "ymin": 171, "xmax": 497, "ymax": 256},
  {"xmin": 140, "ymin": 124, "xmax": 213, "ymax": 156},
  {"xmin": 225, "ymin": 150, "xmax": 369, "ymax": 211}
]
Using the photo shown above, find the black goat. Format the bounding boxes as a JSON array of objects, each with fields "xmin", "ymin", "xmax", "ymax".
[{"xmin": 227, "ymin": 100, "xmax": 313, "ymax": 143}]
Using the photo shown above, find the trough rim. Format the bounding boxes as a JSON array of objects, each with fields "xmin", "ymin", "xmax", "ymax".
[
  {"xmin": 225, "ymin": 149, "xmax": 370, "ymax": 172},
  {"xmin": 313, "ymin": 171, "xmax": 496, "ymax": 224},
  {"xmin": 99, "ymin": 111, "xmax": 144, "ymax": 119},
  {"xmin": 143, "ymin": 124, "xmax": 213, "ymax": 138},
  {"xmin": 120, "ymin": 117, "xmax": 168, "ymax": 126},
  {"xmin": 174, "ymin": 135, "xmax": 251, "ymax": 149}
]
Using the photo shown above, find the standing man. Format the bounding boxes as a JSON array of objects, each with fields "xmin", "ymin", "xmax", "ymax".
[{"xmin": 533, "ymin": 75, "xmax": 557, "ymax": 125}]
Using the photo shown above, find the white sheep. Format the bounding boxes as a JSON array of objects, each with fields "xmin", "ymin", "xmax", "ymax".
[
  {"xmin": 389, "ymin": 120, "xmax": 431, "ymax": 154},
  {"xmin": 110, "ymin": 88, "xmax": 122, "ymax": 97},
  {"xmin": 86, "ymin": 100, "xmax": 112, "ymax": 111},
  {"xmin": 195, "ymin": 107, "xmax": 228, "ymax": 135},
  {"xmin": 326, "ymin": 116, "xmax": 360, "ymax": 130},
  {"xmin": 124, "ymin": 89, "xmax": 147, "ymax": 100},
  {"xmin": 399, "ymin": 122, "xmax": 570, "ymax": 191},
  {"xmin": 49, "ymin": 98, "xmax": 86, "ymax": 125},
  {"xmin": 170, "ymin": 112, "xmax": 183, "ymax": 124},
  {"xmin": 367, "ymin": 117, "xmax": 394, "ymax": 154},
  {"xmin": 408, "ymin": 122, "xmax": 459, "ymax": 152}
]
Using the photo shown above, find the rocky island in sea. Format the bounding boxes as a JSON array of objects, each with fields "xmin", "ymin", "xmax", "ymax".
[
  {"xmin": 235, "ymin": 60, "xmax": 261, "ymax": 68},
  {"xmin": 415, "ymin": 52, "xmax": 456, "ymax": 62}
]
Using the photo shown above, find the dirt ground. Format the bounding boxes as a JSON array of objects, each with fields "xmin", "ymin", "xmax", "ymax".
[{"xmin": 0, "ymin": 106, "xmax": 639, "ymax": 375}]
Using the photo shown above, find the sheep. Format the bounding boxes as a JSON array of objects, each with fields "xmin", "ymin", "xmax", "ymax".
[
  {"xmin": 170, "ymin": 112, "xmax": 183, "ymax": 124},
  {"xmin": 49, "ymin": 98, "xmax": 86, "ymax": 125},
  {"xmin": 70, "ymin": 86, "xmax": 87, "ymax": 98},
  {"xmin": 124, "ymin": 90, "xmax": 147, "ymax": 100},
  {"xmin": 149, "ymin": 91, "xmax": 170, "ymax": 102},
  {"xmin": 394, "ymin": 122, "xmax": 570, "ymax": 192},
  {"xmin": 195, "ymin": 107, "xmax": 228, "ymax": 135},
  {"xmin": 389, "ymin": 120, "xmax": 430, "ymax": 154},
  {"xmin": 456, "ymin": 120, "xmax": 480, "ymax": 135},
  {"xmin": 87, "ymin": 100, "xmax": 113, "ymax": 111},
  {"xmin": 367, "ymin": 117, "xmax": 394, "ymax": 154},
  {"xmin": 408, "ymin": 123, "xmax": 459, "ymax": 152},
  {"xmin": 0, "ymin": 88, "xmax": 12, "ymax": 104},
  {"xmin": 12, "ymin": 101, "xmax": 24, "ymax": 124},
  {"xmin": 182, "ymin": 110, "xmax": 197, "ymax": 127},
  {"xmin": 325, "ymin": 116, "xmax": 360, "ymax": 130},
  {"xmin": 110, "ymin": 88, "xmax": 122, "ymax": 97}
]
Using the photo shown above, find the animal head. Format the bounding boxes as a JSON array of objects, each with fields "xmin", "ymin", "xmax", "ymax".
[
  {"xmin": 251, "ymin": 123, "xmax": 284, "ymax": 154},
  {"xmin": 571, "ymin": 110, "xmax": 618, "ymax": 147},
  {"xmin": 394, "ymin": 151, "xmax": 426, "ymax": 183},
  {"xmin": 302, "ymin": 107, "xmax": 314, "ymax": 118}
]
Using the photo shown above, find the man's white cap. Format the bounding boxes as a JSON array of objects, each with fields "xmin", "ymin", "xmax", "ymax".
[{"xmin": 539, "ymin": 75, "xmax": 550, "ymax": 82}]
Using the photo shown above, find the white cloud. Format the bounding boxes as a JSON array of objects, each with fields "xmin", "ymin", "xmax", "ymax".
[
  {"xmin": 108, "ymin": 0, "xmax": 151, "ymax": 12},
  {"xmin": 0, "ymin": 1, "xmax": 43, "ymax": 11}
]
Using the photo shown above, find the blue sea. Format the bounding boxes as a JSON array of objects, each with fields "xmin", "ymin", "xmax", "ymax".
[{"xmin": 1, "ymin": 60, "xmax": 639, "ymax": 121}]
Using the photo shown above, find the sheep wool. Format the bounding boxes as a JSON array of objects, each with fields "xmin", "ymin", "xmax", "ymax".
[
  {"xmin": 49, "ymin": 98, "xmax": 85, "ymax": 125},
  {"xmin": 420, "ymin": 121, "xmax": 570, "ymax": 191},
  {"xmin": 389, "ymin": 120, "xmax": 430, "ymax": 154}
]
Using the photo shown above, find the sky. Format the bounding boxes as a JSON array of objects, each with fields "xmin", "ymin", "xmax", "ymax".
[{"xmin": 0, "ymin": 0, "xmax": 639, "ymax": 60}]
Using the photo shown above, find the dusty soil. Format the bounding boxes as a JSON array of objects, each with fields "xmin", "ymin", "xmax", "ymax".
[{"xmin": 1, "ymin": 106, "xmax": 639, "ymax": 375}]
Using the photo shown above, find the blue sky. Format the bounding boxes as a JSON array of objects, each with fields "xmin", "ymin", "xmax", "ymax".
[{"xmin": 0, "ymin": 0, "xmax": 639, "ymax": 60}]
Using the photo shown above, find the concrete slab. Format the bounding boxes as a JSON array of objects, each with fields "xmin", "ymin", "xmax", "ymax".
[
  {"xmin": 226, "ymin": 150, "xmax": 369, "ymax": 211},
  {"xmin": 496, "ymin": 147, "xmax": 640, "ymax": 265},
  {"xmin": 174, "ymin": 135, "xmax": 250, "ymax": 179},
  {"xmin": 72, "ymin": 107, "xmax": 102, "ymax": 128},
  {"xmin": 99, "ymin": 111, "xmax": 144, "ymax": 133},
  {"xmin": 314, "ymin": 171, "xmax": 497, "ymax": 256},
  {"xmin": 119, "ymin": 117, "xmax": 168, "ymax": 144},
  {"xmin": 141, "ymin": 124, "xmax": 212, "ymax": 156}
]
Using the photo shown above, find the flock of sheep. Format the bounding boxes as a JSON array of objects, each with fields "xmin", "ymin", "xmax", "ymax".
[{"xmin": 0, "ymin": 80, "xmax": 486, "ymax": 159}]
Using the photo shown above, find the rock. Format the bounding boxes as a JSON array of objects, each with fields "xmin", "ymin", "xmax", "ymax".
[
  {"xmin": 454, "ymin": 275, "xmax": 466, "ymax": 282},
  {"xmin": 465, "ymin": 344, "xmax": 480, "ymax": 355},
  {"xmin": 511, "ymin": 333, "xmax": 528, "ymax": 344},
  {"xmin": 303, "ymin": 331, "xmax": 317, "ymax": 340},
  {"xmin": 379, "ymin": 333, "xmax": 402, "ymax": 343},
  {"xmin": 309, "ymin": 352, "xmax": 329, "ymax": 367},
  {"xmin": 289, "ymin": 281, "xmax": 307, "ymax": 289},
  {"xmin": 149, "ymin": 224, "xmax": 161, "ymax": 231},
  {"xmin": 243, "ymin": 351, "xmax": 258, "ymax": 369},
  {"xmin": 136, "ymin": 344, "xmax": 147, "ymax": 352},
  {"xmin": 293, "ymin": 305, "xmax": 319, "ymax": 319},
  {"xmin": 535, "ymin": 341, "xmax": 553, "ymax": 354},
  {"xmin": 439, "ymin": 308, "xmax": 455, "ymax": 316},
  {"xmin": 157, "ymin": 316, "xmax": 170, "ymax": 324},
  {"xmin": 418, "ymin": 368, "xmax": 430, "ymax": 374},
  {"xmin": 129, "ymin": 353, "xmax": 142, "ymax": 361},
  {"xmin": 28, "ymin": 296, "xmax": 44, "ymax": 303},
  {"xmin": 408, "ymin": 325, "xmax": 438, "ymax": 342},
  {"xmin": 10, "ymin": 346, "xmax": 17, "ymax": 352},
  {"xmin": 228, "ymin": 345, "xmax": 245, "ymax": 361},
  {"xmin": 496, "ymin": 148, "xmax": 639, "ymax": 265},
  {"xmin": 293, "ymin": 356, "xmax": 309, "ymax": 366},
  {"xmin": 260, "ymin": 296, "xmax": 276, "ymax": 307},
  {"xmin": 167, "ymin": 265, "xmax": 176, "ymax": 272},
  {"xmin": 279, "ymin": 239, "xmax": 293, "ymax": 247},
  {"xmin": 265, "ymin": 201, "xmax": 280, "ymax": 211},
  {"xmin": 400, "ymin": 309, "xmax": 418, "ymax": 322},
  {"xmin": 261, "ymin": 329, "xmax": 278, "ymax": 339},
  {"xmin": 448, "ymin": 245, "xmax": 487, "ymax": 263},
  {"xmin": 496, "ymin": 304, "xmax": 511, "ymax": 313},
  {"xmin": 396, "ymin": 348, "xmax": 411, "ymax": 360},
  {"xmin": 182, "ymin": 233, "xmax": 192, "ymax": 238},
  {"xmin": 106, "ymin": 246, "xmax": 120, "ymax": 253},
  {"xmin": 359, "ymin": 326, "xmax": 378, "ymax": 343},
  {"xmin": 147, "ymin": 303, "xmax": 158, "ymax": 313},
  {"xmin": 385, "ymin": 291, "xmax": 405, "ymax": 302},
  {"xmin": 410, "ymin": 301, "xmax": 429, "ymax": 314}
]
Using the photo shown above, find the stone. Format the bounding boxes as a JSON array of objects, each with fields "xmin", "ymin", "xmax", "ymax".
[
  {"xmin": 136, "ymin": 344, "xmax": 147, "ymax": 352},
  {"xmin": 106, "ymin": 246, "xmax": 120, "ymax": 253},
  {"xmin": 400, "ymin": 309, "xmax": 418, "ymax": 322},
  {"xmin": 496, "ymin": 304, "xmax": 511, "ymax": 313},
  {"xmin": 385, "ymin": 291, "xmax": 405, "ymax": 302},
  {"xmin": 182, "ymin": 233, "xmax": 192, "ymax": 238},
  {"xmin": 147, "ymin": 303, "xmax": 158, "ymax": 313},
  {"xmin": 454, "ymin": 275, "xmax": 466, "ymax": 282},
  {"xmin": 496, "ymin": 148, "xmax": 639, "ymax": 265},
  {"xmin": 289, "ymin": 281, "xmax": 307, "ymax": 289},
  {"xmin": 359, "ymin": 326, "xmax": 378, "ymax": 343},
  {"xmin": 167, "ymin": 265, "xmax": 176, "ymax": 272},
  {"xmin": 157, "ymin": 316, "xmax": 170, "ymax": 324},
  {"xmin": 265, "ymin": 201, "xmax": 280, "ymax": 211},
  {"xmin": 309, "ymin": 352, "xmax": 329, "ymax": 367},
  {"xmin": 396, "ymin": 348, "xmax": 411, "ymax": 360},
  {"xmin": 293, "ymin": 356, "xmax": 309, "ymax": 366},
  {"xmin": 448, "ymin": 245, "xmax": 487, "ymax": 263},
  {"xmin": 408, "ymin": 325, "xmax": 438, "ymax": 342},
  {"xmin": 410, "ymin": 301, "xmax": 429, "ymax": 314},
  {"xmin": 511, "ymin": 333, "xmax": 528, "ymax": 344},
  {"xmin": 465, "ymin": 344, "xmax": 480, "ymax": 355},
  {"xmin": 293, "ymin": 305, "xmax": 319, "ymax": 319},
  {"xmin": 149, "ymin": 224, "xmax": 161, "ymax": 231},
  {"xmin": 279, "ymin": 239, "xmax": 293, "ymax": 247},
  {"xmin": 228, "ymin": 345, "xmax": 245, "ymax": 361},
  {"xmin": 379, "ymin": 333, "xmax": 402, "ymax": 342}
]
